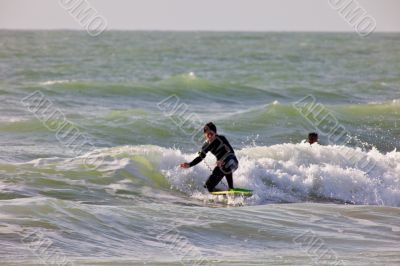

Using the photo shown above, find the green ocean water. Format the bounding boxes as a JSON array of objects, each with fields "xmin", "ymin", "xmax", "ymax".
[{"xmin": 0, "ymin": 31, "xmax": 400, "ymax": 265}]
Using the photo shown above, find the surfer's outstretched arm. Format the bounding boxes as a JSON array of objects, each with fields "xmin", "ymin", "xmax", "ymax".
[
  {"xmin": 179, "ymin": 122, "xmax": 214, "ymax": 169},
  {"xmin": 180, "ymin": 151, "xmax": 206, "ymax": 169}
]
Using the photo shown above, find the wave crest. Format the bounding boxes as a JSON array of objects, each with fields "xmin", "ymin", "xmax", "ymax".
[{"xmin": 7, "ymin": 143, "xmax": 398, "ymax": 207}]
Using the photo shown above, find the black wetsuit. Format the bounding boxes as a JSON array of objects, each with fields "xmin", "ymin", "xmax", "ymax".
[{"xmin": 189, "ymin": 135, "xmax": 238, "ymax": 192}]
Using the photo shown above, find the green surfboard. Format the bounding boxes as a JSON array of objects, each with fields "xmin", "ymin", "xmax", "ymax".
[{"xmin": 210, "ymin": 188, "xmax": 253, "ymax": 197}]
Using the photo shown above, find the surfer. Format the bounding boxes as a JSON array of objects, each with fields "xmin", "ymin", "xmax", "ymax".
[
  {"xmin": 308, "ymin": 132, "xmax": 319, "ymax": 144},
  {"xmin": 180, "ymin": 122, "xmax": 239, "ymax": 192}
]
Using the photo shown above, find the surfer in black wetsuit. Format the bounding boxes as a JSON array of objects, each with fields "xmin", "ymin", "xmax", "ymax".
[{"xmin": 180, "ymin": 122, "xmax": 239, "ymax": 192}]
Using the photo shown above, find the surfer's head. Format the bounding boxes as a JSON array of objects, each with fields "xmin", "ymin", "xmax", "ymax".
[
  {"xmin": 308, "ymin": 132, "xmax": 318, "ymax": 144},
  {"xmin": 204, "ymin": 122, "xmax": 217, "ymax": 142}
]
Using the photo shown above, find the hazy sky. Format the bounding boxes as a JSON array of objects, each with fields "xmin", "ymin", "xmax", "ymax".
[{"xmin": 0, "ymin": 0, "xmax": 399, "ymax": 31}]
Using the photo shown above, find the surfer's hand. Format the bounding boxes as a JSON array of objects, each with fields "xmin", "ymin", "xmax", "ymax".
[
  {"xmin": 216, "ymin": 160, "xmax": 225, "ymax": 167},
  {"xmin": 180, "ymin": 163, "xmax": 190, "ymax": 169}
]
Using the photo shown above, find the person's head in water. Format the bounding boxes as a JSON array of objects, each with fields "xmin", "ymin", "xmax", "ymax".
[
  {"xmin": 308, "ymin": 132, "xmax": 318, "ymax": 144},
  {"xmin": 204, "ymin": 122, "xmax": 217, "ymax": 142}
]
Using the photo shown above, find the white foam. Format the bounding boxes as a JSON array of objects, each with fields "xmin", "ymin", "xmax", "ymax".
[
  {"xmin": 39, "ymin": 79, "xmax": 73, "ymax": 86},
  {"xmin": 160, "ymin": 143, "xmax": 400, "ymax": 206},
  {"xmin": 0, "ymin": 117, "xmax": 27, "ymax": 123},
  {"xmin": 28, "ymin": 144, "xmax": 400, "ymax": 207}
]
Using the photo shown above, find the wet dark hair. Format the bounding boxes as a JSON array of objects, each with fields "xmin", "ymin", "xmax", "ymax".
[
  {"xmin": 308, "ymin": 132, "xmax": 318, "ymax": 143},
  {"xmin": 203, "ymin": 122, "xmax": 217, "ymax": 133},
  {"xmin": 308, "ymin": 132, "xmax": 318, "ymax": 139}
]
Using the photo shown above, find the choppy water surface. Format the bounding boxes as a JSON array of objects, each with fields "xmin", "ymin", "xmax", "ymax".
[{"xmin": 0, "ymin": 31, "xmax": 399, "ymax": 265}]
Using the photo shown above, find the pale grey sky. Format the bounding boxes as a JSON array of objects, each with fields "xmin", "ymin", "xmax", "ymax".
[{"xmin": 0, "ymin": 0, "xmax": 399, "ymax": 31}]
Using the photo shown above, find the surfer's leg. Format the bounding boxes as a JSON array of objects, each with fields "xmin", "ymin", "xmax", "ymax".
[
  {"xmin": 225, "ymin": 173, "xmax": 234, "ymax": 190},
  {"xmin": 221, "ymin": 156, "xmax": 237, "ymax": 190},
  {"xmin": 205, "ymin": 167, "xmax": 224, "ymax": 192}
]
